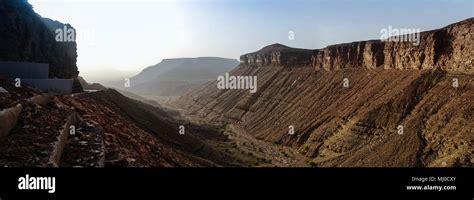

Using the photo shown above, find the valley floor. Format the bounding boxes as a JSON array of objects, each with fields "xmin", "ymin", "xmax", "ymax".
[{"xmin": 175, "ymin": 109, "xmax": 309, "ymax": 167}]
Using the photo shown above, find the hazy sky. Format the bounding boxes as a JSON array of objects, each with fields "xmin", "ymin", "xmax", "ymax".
[{"xmin": 29, "ymin": 0, "xmax": 473, "ymax": 81}]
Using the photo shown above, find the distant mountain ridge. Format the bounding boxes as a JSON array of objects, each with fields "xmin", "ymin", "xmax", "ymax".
[
  {"xmin": 132, "ymin": 57, "xmax": 239, "ymax": 84},
  {"xmin": 125, "ymin": 57, "xmax": 239, "ymax": 97}
]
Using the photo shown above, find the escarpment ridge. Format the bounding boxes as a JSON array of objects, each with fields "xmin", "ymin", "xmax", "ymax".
[{"xmin": 241, "ymin": 18, "xmax": 473, "ymax": 74}]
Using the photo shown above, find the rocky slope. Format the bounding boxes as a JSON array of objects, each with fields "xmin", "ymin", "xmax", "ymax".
[
  {"xmin": 0, "ymin": 78, "xmax": 249, "ymax": 167},
  {"xmin": 175, "ymin": 18, "xmax": 474, "ymax": 167},
  {"xmin": 1, "ymin": 77, "xmax": 308, "ymax": 167},
  {"xmin": 78, "ymin": 76, "xmax": 107, "ymax": 91}
]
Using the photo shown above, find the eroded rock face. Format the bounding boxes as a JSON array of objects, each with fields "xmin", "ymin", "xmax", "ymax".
[
  {"xmin": 176, "ymin": 18, "xmax": 474, "ymax": 167},
  {"xmin": 240, "ymin": 43, "xmax": 313, "ymax": 67},
  {"xmin": 0, "ymin": 1, "xmax": 79, "ymax": 79},
  {"xmin": 241, "ymin": 18, "xmax": 473, "ymax": 74}
]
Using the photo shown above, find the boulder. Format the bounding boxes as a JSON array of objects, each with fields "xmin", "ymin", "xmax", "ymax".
[
  {"xmin": 0, "ymin": 104, "xmax": 23, "ymax": 141},
  {"xmin": 29, "ymin": 94, "xmax": 52, "ymax": 106},
  {"xmin": 0, "ymin": 87, "xmax": 7, "ymax": 93}
]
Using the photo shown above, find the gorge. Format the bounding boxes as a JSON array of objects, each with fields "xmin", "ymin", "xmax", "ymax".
[
  {"xmin": 175, "ymin": 18, "xmax": 473, "ymax": 167},
  {"xmin": 0, "ymin": 0, "xmax": 472, "ymax": 168}
]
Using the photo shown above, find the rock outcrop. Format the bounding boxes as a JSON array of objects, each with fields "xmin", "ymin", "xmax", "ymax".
[
  {"xmin": 240, "ymin": 43, "xmax": 313, "ymax": 67},
  {"xmin": 0, "ymin": 104, "xmax": 22, "ymax": 141},
  {"xmin": 241, "ymin": 18, "xmax": 473, "ymax": 74},
  {"xmin": 78, "ymin": 76, "xmax": 106, "ymax": 91},
  {"xmin": 0, "ymin": 0, "xmax": 81, "ymax": 91}
]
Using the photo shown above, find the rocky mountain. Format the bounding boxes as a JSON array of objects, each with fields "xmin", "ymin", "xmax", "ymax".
[
  {"xmin": 78, "ymin": 76, "xmax": 107, "ymax": 91},
  {"xmin": 175, "ymin": 18, "xmax": 474, "ymax": 167},
  {"xmin": 241, "ymin": 18, "xmax": 472, "ymax": 73},
  {"xmin": 0, "ymin": 0, "xmax": 79, "ymax": 79},
  {"xmin": 0, "ymin": 0, "xmax": 82, "ymax": 92},
  {"xmin": 123, "ymin": 57, "xmax": 239, "ymax": 98}
]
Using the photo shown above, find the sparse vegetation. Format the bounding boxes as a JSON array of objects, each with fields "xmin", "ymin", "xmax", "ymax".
[{"xmin": 308, "ymin": 160, "xmax": 318, "ymax": 167}]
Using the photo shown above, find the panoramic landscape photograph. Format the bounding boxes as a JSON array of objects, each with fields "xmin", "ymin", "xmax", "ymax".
[{"xmin": 0, "ymin": 0, "xmax": 472, "ymax": 198}]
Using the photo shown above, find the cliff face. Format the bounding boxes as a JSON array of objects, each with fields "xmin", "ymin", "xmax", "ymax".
[
  {"xmin": 0, "ymin": 0, "xmax": 79, "ymax": 79},
  {"xmin": 241, "ymin": 18, "xmax": 473, "ymax": 74},
  {"xmin": 240, "ymin": 43, "xmax": 313, "ymax": 67},
  {"xmin": 176, "ymin": 18, "xmax": 474, "ymax": 167}
]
